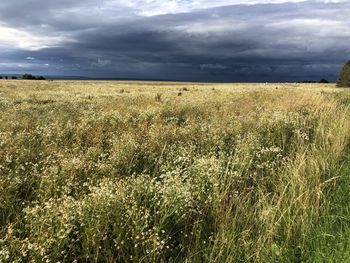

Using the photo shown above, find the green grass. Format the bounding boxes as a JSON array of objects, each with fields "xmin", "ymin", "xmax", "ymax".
[
  {"xmin": 1, "ymin": 80, "xmax": 350, "ymax": 262},
  {"xmin": 298, "ymin": 150, "xmax": 350, "ymax": 262},
  {"xmin": 302, "ymin": 136, "xmax": 350, "ymax": 262}
]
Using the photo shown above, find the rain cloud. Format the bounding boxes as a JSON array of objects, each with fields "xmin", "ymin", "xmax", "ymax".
[{"xmin": 0, "ymin": 0, "xmax": 349, "ymax": 81}]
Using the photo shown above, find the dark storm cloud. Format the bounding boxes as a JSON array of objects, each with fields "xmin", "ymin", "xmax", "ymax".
[{"xmin": 0, "ymin": 0, "xmax": 349, "ymax": 81}]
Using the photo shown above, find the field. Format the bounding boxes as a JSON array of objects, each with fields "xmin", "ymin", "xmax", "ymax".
[{"xmin": 1, "ymin": 80, "xmax": 350, "ymax": 262}]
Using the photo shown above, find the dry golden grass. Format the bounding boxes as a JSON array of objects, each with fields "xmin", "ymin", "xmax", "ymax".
[{"xmin": 0, "ymin": 80, "xmax": 349, "ymax": 262}]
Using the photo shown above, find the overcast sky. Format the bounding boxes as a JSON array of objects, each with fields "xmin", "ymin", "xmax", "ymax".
[{"xmin": 0, "ymin": 0, "xmax": 349, "ymax": 81}]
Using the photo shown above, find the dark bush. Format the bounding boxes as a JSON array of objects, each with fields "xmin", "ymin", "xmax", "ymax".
[
  {"xmin": 319, "ymin": 78, "xmax": 329, "ymax": 83},
  {"xmin": 302, "ymin": 80, "xmax": 317, "ymax": 83}
]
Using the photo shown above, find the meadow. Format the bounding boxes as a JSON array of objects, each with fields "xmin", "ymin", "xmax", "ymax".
[{"xmin": 1, "ymin": 80, "xmax": 350, "ymax": 262}]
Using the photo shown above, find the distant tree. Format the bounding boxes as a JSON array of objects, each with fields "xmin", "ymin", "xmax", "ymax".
[
  {"xmin": 337, "ymin": 60, "xmax": 350, "ymax": 87},
  {"xmin": 11, "ymin": 76, "xmax": 17, "ymax": 80},
  {"xmin": 21, "ymin": 74, "xmax": 46, "ymax": 80},
  {"xmin": 319, "ymin": 78, "xmax": 329, "ymax": 83},
  {"xmin": 22, "ymin": 73, "xmax": 35, "ymax": 80},
  {"xmin": 0, "ymin": 76, "xmax": 2, "ymax": 79},
  {"xmin": 5, "ymin": 76, "xmax": 8, "ymax": 79}
]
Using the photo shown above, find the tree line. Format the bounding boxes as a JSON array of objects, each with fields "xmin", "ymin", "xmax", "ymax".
[
  {"xmin": 337, "ymin": 60, "xmax": 350, "ymax": 87},
  {"xmin": 0, "ymin": 74, "xmax": 46, "ymax": 80}
]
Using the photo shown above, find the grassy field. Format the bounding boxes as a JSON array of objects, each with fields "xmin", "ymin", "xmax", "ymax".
[{"xmin": 1, "ymin": 80, "xmax": 350, "ymax": 262}]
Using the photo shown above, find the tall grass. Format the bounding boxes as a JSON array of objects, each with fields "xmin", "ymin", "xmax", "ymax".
[{"xmin": 0, "ymin": 81, "xmax": 349, "ymax": 262}]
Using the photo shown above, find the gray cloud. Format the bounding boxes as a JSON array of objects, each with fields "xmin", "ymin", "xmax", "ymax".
[
  {"xmin": 200, "ymin": 64, "xmax": 228, "ymax": 70},
  {"xmin": 0, "ymin": 0, "xmax": 349, "ymax": 81}
]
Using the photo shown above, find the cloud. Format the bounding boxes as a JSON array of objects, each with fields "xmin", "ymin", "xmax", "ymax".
[
  {"xmin": 0, "ymin": 24, "xmax": 68, "ymax": 50},
  {"xmin": 200, "ymin": 64, "xmax": 228, "ymax": 70},
  {"xmin": 92, "ymin": 58, "xmax": 112, "ymax": 67},
  {"xmin": 0, "ymin": 0, "xmax": 349, "ymax": 81},
  {"xmin": 103, "ymin": 0, "xmax": 348, "ymax": 16}
]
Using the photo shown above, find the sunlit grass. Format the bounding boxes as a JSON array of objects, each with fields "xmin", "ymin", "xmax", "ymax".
[{"xmin": 0, "ymin": 80, "xmax": 349, "ymax": 262}]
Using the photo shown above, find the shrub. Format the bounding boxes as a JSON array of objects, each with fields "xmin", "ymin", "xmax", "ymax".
[{"xmin": 155, "ymin": 93, "xmax": 162, "ymax": 102}]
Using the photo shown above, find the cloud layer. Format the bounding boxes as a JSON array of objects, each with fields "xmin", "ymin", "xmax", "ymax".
[{"xmin": 0, "ymin": 0, "xmax": 349, "ymax": 81}]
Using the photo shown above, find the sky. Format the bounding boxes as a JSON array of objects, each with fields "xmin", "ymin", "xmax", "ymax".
[{"xmin": 0, "ymin": 0, "xmax": 349, "ymax": 82}]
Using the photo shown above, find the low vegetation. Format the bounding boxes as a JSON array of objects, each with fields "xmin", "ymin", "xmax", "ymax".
[{"xmin": 1, "ymin": 81, "xmax": 350, "ymax": 262}]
